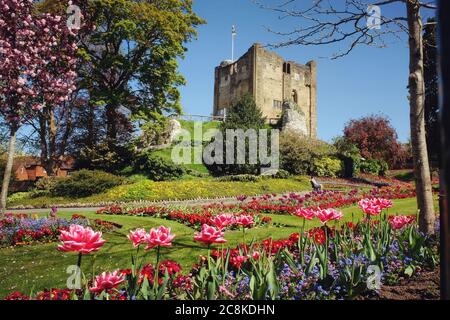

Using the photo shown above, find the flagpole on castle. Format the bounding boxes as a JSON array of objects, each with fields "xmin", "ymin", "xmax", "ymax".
[{"xmin": 231, "ymin": 25, "xmax": 237, "ymax": 62}]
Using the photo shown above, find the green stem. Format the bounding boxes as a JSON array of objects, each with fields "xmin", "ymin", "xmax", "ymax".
[
  {"xmin": 77, "ymin": 252, "xmax": 82, "ymax": 270},
  {"xmin": 324, "ymin": 225, "xmax": 329, "ymax": 278},
  {"xmin": 154, "ymin": 246, "xmax": 161, "ymax": 288}
]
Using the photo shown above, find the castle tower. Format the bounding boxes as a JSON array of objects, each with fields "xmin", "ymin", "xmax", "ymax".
[{"xmin": 213, "ymin": 43, "xmax": 317, "ymax": 138}]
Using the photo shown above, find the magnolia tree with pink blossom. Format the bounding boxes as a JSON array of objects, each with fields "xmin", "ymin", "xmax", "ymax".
[{"xmin": 0, "ymin": 0, "xmax": 79, "ymax": 215}]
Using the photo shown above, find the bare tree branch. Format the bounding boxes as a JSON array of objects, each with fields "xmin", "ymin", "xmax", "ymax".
[{"xmin": 254, "ymin": 0, "xmax": 435, "ymax": 59}]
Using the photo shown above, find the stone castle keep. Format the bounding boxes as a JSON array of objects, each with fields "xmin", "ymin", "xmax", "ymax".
[{"xmin": 213, "ymin": 43, "xmax": 317, "ymax": 138}]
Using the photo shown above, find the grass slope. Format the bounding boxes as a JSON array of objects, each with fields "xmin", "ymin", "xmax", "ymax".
[{"xmin": 8, "ymin": 176, "xmax": 311, "ymax": 208}]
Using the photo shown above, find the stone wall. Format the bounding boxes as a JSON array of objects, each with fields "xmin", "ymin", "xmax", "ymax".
[{"xmin": 213, "ymin": 43, "xmax": 317, "ymax": 137}]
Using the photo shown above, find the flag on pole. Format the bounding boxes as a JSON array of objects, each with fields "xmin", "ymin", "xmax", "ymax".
[{"xmin": 232, "ymin": 25, "xmax": 237, "ymax": 36}]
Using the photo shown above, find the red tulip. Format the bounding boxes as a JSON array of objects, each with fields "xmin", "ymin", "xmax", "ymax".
[
  {"xmin": 57, "ymin": 224, "xmax": 105, "ymax": 254},
  {"xmin": 230, "ymin": 255, "xmax": 248, "ymax": 268},
  {"xmin": 90, "ymin": 270, "xmax": 125, "ymax": 293},
  {"xmin": 144, "ymin": 226, "xmax": 175, "ymax": 250},
  {"xmin": 251, "ymin": 251, "xmax": 260, "ymax": 260},
  {"xmin": 194, "ymin": 224, "xmax": 227, "ymax": 245}
]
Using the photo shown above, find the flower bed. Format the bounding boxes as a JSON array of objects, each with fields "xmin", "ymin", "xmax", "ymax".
[
  {"xmin": 97, "ymin": 204, "xmax": 272, "ymax": 230},
  {"xmin": 4, "ymin": 197, "xmax": 439, "ymax": 300},
  {"xmin": 0, "ymin": 213, "xmax": 121, "ymax": 248},
  {"xmin": 241, "ymin": 185, "xmax": 416, "ymax": 214}
]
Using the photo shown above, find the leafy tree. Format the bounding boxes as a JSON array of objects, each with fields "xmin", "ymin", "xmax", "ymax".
[
  {"xmin": 222, "ymin": 94, "xmax": 266, "ymax": 131},
  {"xmin": 0, "ymin": 0, "xmax": 79, "ymax": 215},
  {"xmin": 343, "ymin": 115, "xmax": 403, "ymax": 168},
  {"xmin": 40, "ymin": 0, "xmax": 205, "ymax": 148},
  {"xmin": 206, "ymin": 94, "xmax": 267, "ymax": 176}
]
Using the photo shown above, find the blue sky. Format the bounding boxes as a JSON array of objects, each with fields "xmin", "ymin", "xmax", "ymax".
[{"xmin": 177, "ymin": 0, "xmax": 435, "ymax": 143}]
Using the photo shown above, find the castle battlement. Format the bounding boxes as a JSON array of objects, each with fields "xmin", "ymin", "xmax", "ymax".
[{"xmin": 213, "ymin": 43, "xmax": 317, "ymax": 138}]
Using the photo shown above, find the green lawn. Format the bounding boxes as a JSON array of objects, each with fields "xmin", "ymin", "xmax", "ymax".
[
  {"xmin": 0, "ymin": 197, "xmax": 435, "ymax": 298},
  {"xmin": 7, "ymin": 176, "xmax": 311, "ymax": 208}
]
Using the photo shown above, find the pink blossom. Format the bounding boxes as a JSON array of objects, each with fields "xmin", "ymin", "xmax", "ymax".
[
  {"xmin": 144, "ymin": 226, "xmax": 175, "ymax": 250},
  {"xmin": 389, "ymin": 215, "xmax": 415, "ymax": 230},
  {"xmin": 315, "ymin": 209, "xmax": 343, "ymax": 225},
  {"xmin": 210, "ymin": 214, "xmax": 235, "ymax": 229},
  {"xmin": 235, "ymin": 215, "xmax": 254, "ymax": 227},
  {"xmin": 358, "ymin": 198, "xmax": 382, "ymax": 216},
  {"xmin": 294, "ymin": 207, "xmax": 316, "ymax": 220},
  {"xmin": 57, "ymin": 224, "xmax": 105, "ymax": 254},
  {"xmin": 89, "ymin": 270, "xmax": 125, "ymax": 293},
  {"xmin": 194, "ymin": 224, "xmax": 227, "ymax": 245},
  {"xmin": 375, "ymin": 198, "xmax": 393, "ymax": 210},
  {"xmin": 127, "ymin": 228, "xmax": 148, "ymax": 248}
]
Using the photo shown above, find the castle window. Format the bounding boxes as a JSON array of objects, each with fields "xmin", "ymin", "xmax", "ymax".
[
  {"xmin": 282, "ymin": 62, "xmax": 291, "ymax": 74},
  {"xmin": 273, "ymin": 100, "xmax": 283, "ymax": 109},
  {"xmin": 291, "ymin": 90, "xmax": 298, "ymax": 103}
]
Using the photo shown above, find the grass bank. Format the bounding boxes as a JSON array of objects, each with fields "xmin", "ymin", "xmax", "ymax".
[{"xmin": 7, "ymin": 176, "xmax": 311, "ymax": 208}]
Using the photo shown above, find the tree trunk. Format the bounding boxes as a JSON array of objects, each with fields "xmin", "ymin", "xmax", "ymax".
[
  {"xmin": 86, "ymin": 103, "xmax": 95, "ymax": 149},
  {"xmin": 0, "ymin": 125, "xmax": 18, "ymax": 216},
  {"xmin": 47, "ymin": 107, "xmax": 58, "ymax": 176},
  {"xmin": 105, "ymin": 104, "xmax": 117, "ymax": 147},
  {"xmin": 406, "ymin": 0, "xmax": 435, "ymax": 234}
]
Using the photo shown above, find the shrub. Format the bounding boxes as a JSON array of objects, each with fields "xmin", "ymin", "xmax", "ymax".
[
  {"xmin": 53, "ymin": 170, "xmax": 126, "ymax": 198},
  {"xmin": 312, "ymin": 157, "xmax": 343, "ymax": 177},
  {"xmin": 133, "ymin": 151, "xmax": 185, "ymax": 181},
  {"xmin": 271, "ymin": 169, "xmax": 291, "ymax": 179},
  {"xmin": 360, "ymin": 159, "xmax": 389, "ymax": 176},
  {"xmin": 75, "ymin": 142, "xmax": 133, "ymax": 174},
  {"xmin": 31, "ymin": 176, "xmax": 66, "ymax": 197},
  {"xmin": 279, "ymin": 132, "xmax": 335, "ymax": 175}
]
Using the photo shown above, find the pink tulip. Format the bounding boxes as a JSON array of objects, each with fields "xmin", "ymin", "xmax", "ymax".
[
  {"xmin": 89, "ymin": 270, "xmax": 125, "ymax": 293},
  {"xmin": 358, "ymin": 198, "xmax": 382, "ymax": 216},
  {"xmin": 235, "ymin": 215, "xmax": 254, "ymax": 227},
  {"xmin": 315, "ymin": 209, "xmax": 343, "ymax": 225},
  {"xmin": 294, "ymin": 207, "xmax": 316, "ymax": 220},
  {"xmin": 210, "ymin": 214, "xmax": 235, "ymax": 229},
  {"xmin": 375, "ymin": 198, "xmax": 393, "ymax": 210},
  {"xmin": 194, "ymin": 224, "xmax": 227, "ymax": 245},
  {"xmin": 389, "ymin": 215, "xmax": 415, "ymax": 230},
  {"xmin": 127, "ymin": 228, "xmax": 148, "ymax": 248},
  {"xmin": 57, "ymin": 224, "xmax": 105, "ymax": 254},
  {"xmin": 144, "ymin": 226, "xmax": 175, "ymax": 250}
]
